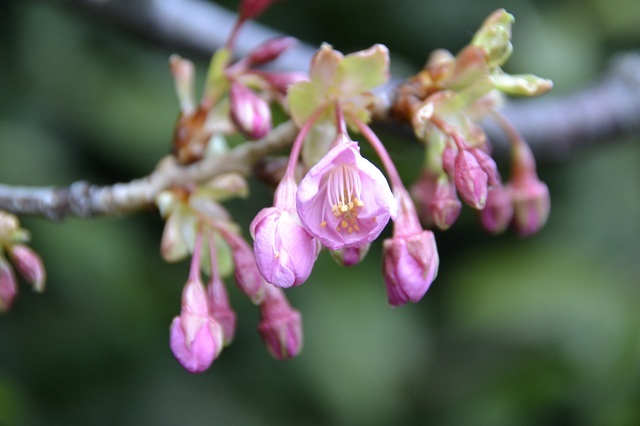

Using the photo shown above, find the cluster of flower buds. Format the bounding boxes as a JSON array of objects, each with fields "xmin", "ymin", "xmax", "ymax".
[
  {"xmin": 169, "ymin": 0, "xmax": 303, "ymax": 164},
  {"xmin": 250, "ymin": 42, "xmax": 440, "ymax": 306},
  {"xmin": 158, "ymin": 172, "xmax": 303, "ymax": 373},
  {"xmin": 160, "ymin": 2, "xmax": 553, "ymax": 372},
  {"xmin": 393, "ymin": 9, "xmax": 551, "ymax": 236},
  {"xmin": 0, "ymin": 210, "xmax": 46, "ymax": 313},
  {"xmin": 160, "ymin": 0, "xmax": 308, "ymax": 374}
]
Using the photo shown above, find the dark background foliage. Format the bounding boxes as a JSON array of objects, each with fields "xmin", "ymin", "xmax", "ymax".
[{"xmin": 1, "ymin": 0, "xmax": 639, "ymax": 424}]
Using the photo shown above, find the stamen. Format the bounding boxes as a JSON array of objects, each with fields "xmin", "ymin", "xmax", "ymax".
[{"xmin": 326, "ymin": 164, "xmax": 367, "ymax": 234}]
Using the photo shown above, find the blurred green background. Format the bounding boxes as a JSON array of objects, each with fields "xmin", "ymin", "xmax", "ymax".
[{"xmin": 1, "ymin": 0, "xmax": 639, "ymax": 424}]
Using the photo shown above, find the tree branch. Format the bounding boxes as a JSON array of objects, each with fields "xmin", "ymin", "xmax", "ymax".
[
  {"xmin": 0, "ymin": 121, "xmax": 298, "ymax": 220},
  {"xmin": 59, "ymin": 0, "xmax": 640, "ymax": 161},
  {"xmin": 4, "ymin": 1, "xmax": 639, "ymax": 220}
]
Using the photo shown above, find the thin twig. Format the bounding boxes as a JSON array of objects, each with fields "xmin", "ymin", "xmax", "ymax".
[{"xmin": 0, "ymin": 121, "xmax": 298, "ymax": 220}]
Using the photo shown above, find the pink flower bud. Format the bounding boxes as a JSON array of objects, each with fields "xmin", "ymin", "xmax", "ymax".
[
  {"xmin": 9, "ymin": 244, "xmax": 46, "ymax": 293},
  {"xmin": 0, "ymin": 259, "xmax": 18, "ymax": 313},
  {"xmin": 229, "ymin": 82, "xmax": 272, "ymax": 140},
  {"xmin": 471, "ymin": 148, "xmax": 501, "ymax": 186},
  {"xmin": 508, "ymin": 178, "xmax": 550, "ymax": 237},
  {"xmin": 258, "ymin": 71, "xmax": 308, "ymax": 94},
  {"xmin": 251, "ymin": 176, "xmax": 319, "ymax": 288},
  {"xmin": 454, "ymin": 149, "xmax": 488, "ymax": 209},
  {"xmin": 410, "ymin": 170, "xmax": 438, "ymax": 227},
  {"xmin": 251, "ymin": 207, "xmax": 319, "ymax": 288},
  {"xmin": 382, "ymin": 230, "xmax": 439, "ymax": 307},
  {"xmin": 441, "ymin": 146, "xmax": 456, "ymax": 178},
  {"xmin": 220, "ymin": 228, "xmax": 265, "ymax": 304},
  {"xmin": 239, "ymin": 0, "xmax": 276, "ymax": 21},
  {"xmin": 330, "ymin": 243, "xmax": 370, "ymax": 267},
  {"xmin": 258, "ymin": 284, "xmax": 303, "ymax": 360},
  {"xmin": 170, "ymin": 278, "xmax": 224, "ymax": 373},
  {"xmin": 507, "ymin": 133, "xmax": 550, "ymax": 236},
  {"xmin": 428, "ymin": 177, "xmax": 462, "ymax": 230},
  {"xmin": 247, "ymin": 37, "xmax": 297, "ymax": 66},
  {"xmin": 480, "ymin": 185, "xmax": 513, "ymax": 234}
]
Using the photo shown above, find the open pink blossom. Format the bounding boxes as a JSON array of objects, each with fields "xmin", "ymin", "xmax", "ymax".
[
  {"xmin": 296, "ymin": 141, "xmax": 396, "ymax": 250},
  {"xmin": 170, "ymin": 278, "xmax": 224, "ymax": 374}
]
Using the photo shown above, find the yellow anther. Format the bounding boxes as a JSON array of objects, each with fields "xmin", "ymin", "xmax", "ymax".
[
  {"xmin": 340, "ymin": 204, "xmax": 349, "ymax": 212},
  {"xmin": 320, "ymin": 221, "xmax": 327, "ymax": 227},
  {"xmin": 341, "ymin": 220, "xmax": 348, "ymax": 228}
]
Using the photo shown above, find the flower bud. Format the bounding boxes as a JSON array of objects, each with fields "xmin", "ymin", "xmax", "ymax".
[
  {"xmin": 170, "ymin": 278, "xmax": 224, "ymax": 374},
  {"xmin": 259, "ymin": 71, "xmax": 308, "ymax": 94},
  {"xmin": 480, "ymin": 185, "xmax": 513, "ymax": 234},
  {"xmin": 507, "ymin": 131, "xmax": 550, "ymax": 236},
  {"xmin": 206, "ymin": 276, "xmax": 237, "ymax": 345},
  {"xmin": 229, "ymin": 82, "xmax": 272, "ymax": 140},
  {"xmin": 220, "ymin": 228, "xmax": 265, "ymax": 304},
  {"xmin": 0, "ymin": 258, "xmax": 18, "ymax": 313},
  {"xmin": 508, "ymin": 178, "xmax": 550, "ymax": 237},
  {"xmin": 251, "ymin": 207, "xmax": 319, "ymax": 288},
  {"xmin": 410, "ymin": 170, "xmax": 439, "ymax": 227},
  {"xmin": 8, "ymin": 244, "xmax": 46, "ymax": 293},
  {"xmin": 428, "ymin": 177, "xmax": 462, "ymax": 230},
  {"xmin": 471, "ymin": 148, "xmax": 501, "ymax": 187},
  {"xmin": 258, "ymin": 284, "xmax": 303, "ymax": 360},
  {"xmin": 247, "ymin": 37, "xmax": 297, "ymax": 66},
  {"xmin": 382, "ymin": 230, "xmax": 439, "ymax": 307},
  {"xmin": 441, "ymin": 146, "xmax": 456, "ymax": 178},
  {"xmin": 454, "ymin": 149, "xmax": 488, "ymax": 209},
  {"xmin": 330, "ymin": 243, "xmax": 370, "ymax": 267},
  {"xmin": 169, "ymin": 54, "xmax": 195, "ymax": 115},
  {"xmin": 239, "ymin": 0, "xmax": 275, "ymax": 21}
]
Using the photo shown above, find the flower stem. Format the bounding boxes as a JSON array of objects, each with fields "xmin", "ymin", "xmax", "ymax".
[
  {"xmin": 491, "ymin": 111, "xmax": 537, "ymax": 180},
  {"xmin": 189, "ymin": 227, "xmax": 204, "ymax": 282},
  {"xmin": 348, "ymin": 113, "xmax": 403, "ymax": 190},
  {"xmin": 283, "ymin": 106, "xmax": 328, "ymax": 180},
  {"xmin": 429, "ymin": 115, "xmax": 468, "ymax": 151},
  {"xmin": 207, "ymin": 229, "xmax": 220, "ymax": 282},
  {"xmin": 225, "ymin": 18, "xmax": 244, "ymax": 53}
]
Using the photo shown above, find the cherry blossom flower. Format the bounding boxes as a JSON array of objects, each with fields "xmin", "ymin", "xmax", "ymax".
[{"xmin": 296, "ymin": 141, "xmax": 396, "ymax": 250}]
